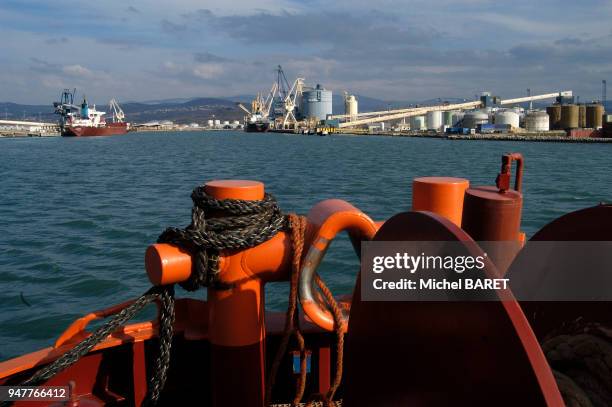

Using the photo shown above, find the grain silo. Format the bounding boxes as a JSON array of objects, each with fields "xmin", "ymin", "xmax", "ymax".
[
  {"xmin": 560, "ymin": 104, "xmax": 579, "ymax": 129},
  {"xmin": 546, "ymin": 105, "xmax": 562, "ymax": 129},
  {"xmin": 443, "ymin": 111, "xmax": 454, "ymax": 127},
  {"xmin": 426, "ymin": 111, "xmax": 443, "ymax": 131},
  {"xmin": 578, "ymin": 105, "xmax": 586, "ymax": 128},
  {"xmin": 344, "ymin": 94, "xmax": 358, "ymax": 121},
  {"xmin": 411, "ymin": 115, "xmax": 426, "ymax": 130},
  {"xmin": 525, "ymin": 111, "xmax": 549, "ymax": 132},
  {"xmin": 302, "ymin": 84, "xmax": 333, "ymax": 121},
  {"xmin": 586, "ymin": 104, "xmax": 605, "ymax": 128}
]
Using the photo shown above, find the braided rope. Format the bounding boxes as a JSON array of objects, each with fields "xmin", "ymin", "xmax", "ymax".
[
  {"xmin": 543, "ymin": 320, "xmax": 612, "ymax": 406},
  {"xmin": 1, "ymin": 286, "xmax": 174, "ymax": 407},
  {"xmin": 157, "ymin": 187, "xmax": 286, "ymax": 290},
  {"xmin": 314, "ymin": 274, "xmax": 345, "ymax": 406},
  {"xmin": 266, "ymin": 214, "xmax": 308, "ymax": 406}
]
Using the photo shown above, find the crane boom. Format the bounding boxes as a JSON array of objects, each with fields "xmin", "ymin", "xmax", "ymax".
[{"xmin": 238, "ymin": 104, "xmax": 252, "ymax": 115}]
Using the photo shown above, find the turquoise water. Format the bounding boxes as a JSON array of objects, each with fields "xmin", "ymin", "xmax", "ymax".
[{"xmin": 1, "ymin": 131, "xmax": 611, "ymax": 360}]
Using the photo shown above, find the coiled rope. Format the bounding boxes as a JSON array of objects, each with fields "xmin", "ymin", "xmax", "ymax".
[
  {"xmin": 543, "ymin": 319, "xmax": 612, "ymax": 407},
  {"xmin": 157, "ymin": 187, "xmax": 286, "ymax": 289}
]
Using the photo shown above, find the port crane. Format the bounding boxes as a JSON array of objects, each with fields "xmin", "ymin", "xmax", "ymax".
[
  {"xmin": 338, "ymin": 91, "xmax": 573, "ymax": 128},
  {"xmin": 53, "ymin": 88, "xmax": 80, "ymax": 116},
  {"xmin": 280, "ymin": 77, "xmax": 304, "ymax": 128},
  {"xmin": 108, "ymin": 98, "xmax": 125, "ymax": 123},
  {"xmin": 238, "ymin": 82, "xmax": 278, "ymax": 119}
]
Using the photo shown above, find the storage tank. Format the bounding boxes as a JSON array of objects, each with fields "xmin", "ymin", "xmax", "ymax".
[
  {"xmin": 344, "ymin": 94, "xmax": 358, "ymax": 120},
  {"xmin": 207, "ymin": 120, "xmax": 214, "ymax": 127},
  {"xmin": 560, "ymin": 104, "xmax": 579, "ymax": 129},
  {"xmin": 463, "ymin": 110, "xmax": 489, "ymax": 129},
  {"xmin": 443, "ymin": 111, "xmax": 454, "ymax": 127},
  {"xmin": 578, "ymin": 105, "xmax": 586, "ymax": 128},
  {"xmin": 452, "ymin": 112, "xmax": 465, "ymax": 127},
  {"xmin": 525, "ymin": 111, "xmax": 549, "ymax": 132},
  {"xmin": 494, "ymin": 110, "xmax": 520, "ymax": 128},
  {"xmin": 302, "ymin": 84, "xmax": 333, "ymax": 121},
  {"xmin": 546, "ymin": 105, "xmax": 562, "ymax": 129},
  {"xmin": 411, "ymin": 115, "xmax": 426, "ymax": 130},
  {"xmin": 586, "ymin": 104, "xmax": 605, "ymax": 128},
  {"xmin": 426, "ymin": 111, "xmax": 443, "ymax": 130}
]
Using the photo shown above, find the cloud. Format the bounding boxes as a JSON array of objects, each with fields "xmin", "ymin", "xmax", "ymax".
[
  {"xmin": 96, "ymin": 37, "xmax": 152, "ymax": 50},
  {"xmin": 62, "ymin": 64, "xmax": 94, "ymax": 78},
  {"xmin": 45, "ymin": 37, "xmax": 69, "ymax": 45},
  {"xmin": 160, "ymin": 19, "xmax": 187, "ymax": 34},
  {"xmin": 2, "ymin": 1, "xmax": 612, "ymax": 103},
  {"xmin": 181, "ymin": 9, "xmax": 441, "ymax": 48},
  {"xmin": 194, "ymin": 52, "xmax": 232, "ymax": 63},
  {"xmin": 192, "ymin": 63, "xmax": 224, "ymax": 79}
]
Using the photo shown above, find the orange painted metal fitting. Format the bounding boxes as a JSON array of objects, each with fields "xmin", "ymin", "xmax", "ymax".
[
  {"xmin": 412, "ymin": 177, "xmax": 470, "ymax": 226},
  {"xmin": 299, "ymin": 199, "xmax": 378, "ymax": 332},
  {"xmin": 144, "ymin": 180, "xmax": 377, "ymax": 406},
  {"xmin": 145, "ymin": 180, "xmax": 284, "ymax": 407}
]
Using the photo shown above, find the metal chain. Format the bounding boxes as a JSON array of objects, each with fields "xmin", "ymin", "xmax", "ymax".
[{"xmin": 157, "ymin": 187, "xmax": 287, "ymax": 290}]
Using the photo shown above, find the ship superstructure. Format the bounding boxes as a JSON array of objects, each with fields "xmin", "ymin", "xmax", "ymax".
[{"xmin": 53, "ymin": 89, "xmax": 129, "ymax": 137}]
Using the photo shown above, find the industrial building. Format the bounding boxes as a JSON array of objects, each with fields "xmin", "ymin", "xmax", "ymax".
[{"xmin": 243, "ymin": 67, "xmax": 609, "ymax": 137}]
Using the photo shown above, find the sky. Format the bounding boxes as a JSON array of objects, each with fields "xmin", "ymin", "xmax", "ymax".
[{"xmin": 1, "ymin": 0, "xmax": 611, "ymax": 104}]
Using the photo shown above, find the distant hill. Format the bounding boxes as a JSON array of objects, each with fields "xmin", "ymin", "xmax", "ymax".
[
  {"xmin": 3, "ymin": 96, "xmax": 608, "ymax": 125},
  {"xmin": 0, "ymin": 98, "xmax": 244, "ymax": 124}
]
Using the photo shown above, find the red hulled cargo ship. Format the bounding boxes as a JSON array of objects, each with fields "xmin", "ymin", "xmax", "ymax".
[{"xmin": 54, "ymin": 89, "xmax": 129, "ymax": 137}]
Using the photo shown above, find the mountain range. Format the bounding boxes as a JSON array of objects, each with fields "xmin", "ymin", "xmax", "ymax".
[{"xmin": 1, "ymin": 96, "xmax": 609, "ymax": 125}]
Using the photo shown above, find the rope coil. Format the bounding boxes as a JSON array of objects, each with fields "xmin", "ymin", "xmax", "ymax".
[{"xmin": 157, "ymin": 187, "xmax": 286, "ymax": 289}]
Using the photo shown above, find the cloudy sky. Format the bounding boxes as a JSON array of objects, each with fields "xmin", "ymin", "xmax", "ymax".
[{"xmin": 1, "ymin": 0, "xmax": 611, "ymax": 104}]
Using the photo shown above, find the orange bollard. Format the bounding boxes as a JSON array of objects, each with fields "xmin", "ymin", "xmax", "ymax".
[
  {"xmin": 145, "ymin": 180, "xmax": 289, "ymax": 407},
  {"xmin": 206, "ymin": 180, "xmax": 272, "ymax": 407},
  {"xmin": 412, "ymin": 177, "xmax": 469, "ymax": 226},
  {"xmin": 145, "ymin": 181, "xmax": 378, "ymax": 406}
]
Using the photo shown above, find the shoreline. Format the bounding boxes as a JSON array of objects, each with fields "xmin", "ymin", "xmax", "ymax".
[{"xmin": 3, "ymin": 127, "xmax": 612, "ymax": 143}]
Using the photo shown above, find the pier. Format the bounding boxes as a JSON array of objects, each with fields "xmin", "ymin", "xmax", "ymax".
[{"xmin": 0, "ymin": 120, "xmax": 60, "ymax": 137}]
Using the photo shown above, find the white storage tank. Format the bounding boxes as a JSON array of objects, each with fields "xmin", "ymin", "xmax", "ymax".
[
  {"xmin": 525, "ymin": 111, "xmax": 550, "ymax": 131},
  {"xmin": 495, "ymin": 110, "xmax": 520, "ymax": 128},
  {"xmin": 411, "ymin": 115, "xmax": 426, "ymax": 130},
  {"xmin": 426, "ymin": 111, "xmax": 443, "ymax": 131},
  {"xmin": 207, "ymin": 120, "xmax": 214, "ymax": 127},
  {"xmin": 344, "ymin": 94, "xmax": 358, "ymax": 120},
  {"xmin": 463, "ymin": 110, "xmax": 489, "ymax": 129}
]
